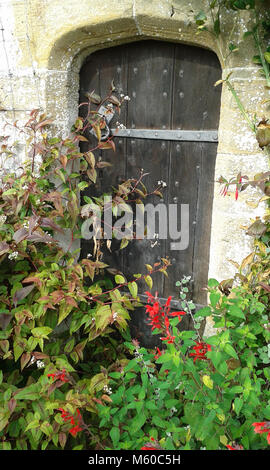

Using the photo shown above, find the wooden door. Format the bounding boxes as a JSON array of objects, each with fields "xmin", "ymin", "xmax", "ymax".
[{"xmin": 79, "ymin": 40, "xmax": 221, "ymax": 345}]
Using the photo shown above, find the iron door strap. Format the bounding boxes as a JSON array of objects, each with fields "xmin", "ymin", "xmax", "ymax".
[{"xmin": 111, "ymin": 128, "xmax": 218, "ymax": 142}]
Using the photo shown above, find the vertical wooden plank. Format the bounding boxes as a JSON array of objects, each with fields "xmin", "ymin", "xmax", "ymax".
[
  {"xmin": 126, "ymin": 40, "xmax": 174, "ymax": 129},
  {"xmin": 80, "ymin": 45, "xmax": 128, "ymax": 196},
  {"xmin": 172, "ymin": 45, "xmax": 221, "ymax": 130},
  {"xmin": 123, "ymin": 138, "xmax": 170, "ymax": 295},
  {"xmin": 192, "ymin": 142, "xmax": 217, "ymax": 305},
  {"xmin": 163, "ymin": 142, "xmax": 201, "ymax": 304},
  {"xmin": 79, "ymin": 45, "xmax": 129, "ymax": 271},
  {"xmin": 123, "ymin": 40, "xmax": 174, "ymax": 295}
]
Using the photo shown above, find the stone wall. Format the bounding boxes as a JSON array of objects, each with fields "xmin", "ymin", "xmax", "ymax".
[{"xmin": 0, "ymin": 0, "xmax": 269, "ymax": 289}]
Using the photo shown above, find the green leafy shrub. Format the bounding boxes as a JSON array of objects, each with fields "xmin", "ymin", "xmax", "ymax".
[
  {"xmin": 0, "ymin": 96, "xmax": 169, "ymax": 450},
  {"xmin": 96, "ymin": 279, "xmax": 270, "ymax": 450}
]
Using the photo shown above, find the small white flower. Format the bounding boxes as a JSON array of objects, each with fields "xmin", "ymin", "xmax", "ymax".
[
  {"xmin": 36, "ymin": 360, "xmax": 45, "ymax": 369},
  {"xmin": 116, "ymin": 123, "xmax": 126, "ymax": 130},
  {"xmin": 8, "ymin": 251, "xmax": 18, "ymax": 260},
  {"xmin": 87, "ymin": 253, "xmax": 92, "ymax": 258},
  {"xmin": 170, "ymin": 407, "xmax": 177, "ymax": 416},
  {"xmin": 103, "ymin": 384, "xmax": 112, "ymax": 395},
  {"xmin": 0, "ymin": 215, "xmax": 7, "ymax": 224},
  {"xmin": 124, "ymin": 95, "xmax": 131, "ymax": 101},
  {"xmin": 112, "ymin": 312, "xmax": 118, "ymax": 320},
  {"xmin": 158, "ymin": 180, "xmax": 167, "ymax": 188}
]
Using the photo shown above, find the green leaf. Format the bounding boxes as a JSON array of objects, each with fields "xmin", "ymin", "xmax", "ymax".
[
  {"xmin": 120, "ymin": 238, "xmax": 129, "ymax": 250},
  {"xmin": 13, "ymin": 341, "xmax": 25, "ymax": 362},
  {"xmin": 110, "ymin": 426, "xmax": 120, "ymax": 447},
  {"xmin": 0, "ymin": 416, "xmax": 9, "ymax": 432},
  {"xmin": 194, "ymin": 306, "xmax": 212, "ymax": 318},
  {"xmin": 124, "ymin": 358, "xmax": 140, "ymax": 372},
  {"xmin": 144, "ymin": 275, "xmax": 153, "ymax": 289},
  {"xmin": 214, "ymin": 18, "xmax": 220, "ymax": 36},
  {"xmin": 115, "ymin": 275, "xmax": 126, "ymax": 284},
  {"xmin": 54, "ymin": 356, "xmax": 75, "ymax": 372},
  {"xmin": 155, "ymin": 353, "xmax": 173, "ymax": 364},
  {"xmin": 210, "ymin": 292, "xmax": 220, "ymax": 307},
  {"xmin": 145, "ymin": 402, "xmax": 158, "ymax": 410},
  {"xmin": 128, "ymin": 281, "xmax": 138, "ymax": 299},
  {"xmin": 15, "ymin": 388, "xmax": 39, "ymax": 401},
  {"xmin": 234, "ymin": 397, "xmax": 243, "ymax": 415},
  {"xmin": 252, "ymin": 55, "xmax": 262, "ymax": 64},
  {"xmin": 31, "ymin": 326, "xmax": 52, "ymax": 338},
  {"xmin": 224, "ymin": 343, "xmax": 238, "ymax": 359},
  {"xmin": 152, "ymin": 415, "xmax": 167, "ymax": 428},
  {"xmin": 208, "ymin": 278, "xmax": 220, "ymax": 288},
  {"xmin": 25, "ymin": 419, "xmax": 40, "ymax": 432},
  {"xmin": 228, "ymin": 305, "xmax": 245, "ymax": 320},
  {"xmin": 195, "ymin": 10, "xmax": 207, "ymax": 25},
  {"xmin": 264, "ymin": 52, "xmax": 270, "ymax": 64},
  {"xmin": 95, "ymin": 304, "xmax": 112, "ymax": 331},
  {"xmin": 57, "ymin": 304, "xmax": 73, "ymax": 325},
  {"xmin": 202, "ymin": 375, "xmax": 213, "ymax": 389},
  {"xmin": 130, "ymin": 412, "xmax": 147, "ymax": 433}
]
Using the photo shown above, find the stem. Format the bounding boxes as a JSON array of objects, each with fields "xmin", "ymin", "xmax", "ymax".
[
  {"xmin": 225, "ymin": 79, "xmax": 257, "ymax": 133},
  {"xmin": 253, "ymin": 26, "xmax": 270, "ymax": 88}
]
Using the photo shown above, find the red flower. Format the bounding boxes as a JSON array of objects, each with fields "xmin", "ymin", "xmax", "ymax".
[
  {"xmin": 47, "ymin": 373, "xmax": 56, "ymax": 380},
  {"xmin": 220, "ymin": 184, "xmax": 228, "ymax": 197},
  {"xmin": 168, "ymin": 311, "xmax": 186, "ymax": 320},
  {"xmin": 189, "ymin": 341, "xmax": 211, "ymax": 362},
  {"xmin": 47, "ymin": 369, "xmax": 69, "ymax": 383},
  {"xmin": 141, "ymin": 446, "xmax": 157, "ymax": 450},
  {"xmin": 69, "ymin": 425, "xmax": 83, "ymax": 437},
  {"xmin": 145, "ymin": 294, "xmax": 179, "ymax": 345},
  {"xmin": 252, "ymin": 421, "xmax": 270, "ymax": 444},
  {"xmin": 145, "ymin": 291, "xmax": 155, "ymax": 302},
  {"xmin": 252, "ymin": 421, "xmax": 269, "ymax": 433},
  {"xmin": 146, "ymin": 301, "xmax": 162, "ymax": 330},
  {"xmin": 235, "ymin": 176, "xmax": 242, "ymax": 200},
  {"xmin": 58, "ymin": 408, "xmax": 83, "ymax": 437},
  {"xmin": 226, "ymin": 444, "xmax": 243, "ymax": 450},
  {"xmin": 154, "ymin": 347, "xmax": 163, "ymax": 360},
  {"xmin": 160, "ymin": 333, "xmax": 176, "ymax": 344}
]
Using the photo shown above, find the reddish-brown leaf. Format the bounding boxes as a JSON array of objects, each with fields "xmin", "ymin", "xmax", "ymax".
[
  {"xmin": 13, "ymin": 284, "xmax": 35, "ymax": 307},
  {"xmin": 8, "ymin": 398, "xmax": 17, "ymax": 413},
  {"xmin": 20, "ymin": 352, "xmax": 31, "ymax": 371},
  {"xmin": 0, "ymin": 241, "xmax": 9, "ymax": 256},
  {"xmin": 59, "ymin": 432, "xmax": 67, "ymax": 449}
]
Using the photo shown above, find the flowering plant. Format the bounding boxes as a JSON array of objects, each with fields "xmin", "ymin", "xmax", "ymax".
[
  {"xmin": 0, "ymin": 94, "xmax": 169, "ymax": 450},
  {"xmin": 97, "ymin": 276, "xmax": 270, "ymax": 450}
]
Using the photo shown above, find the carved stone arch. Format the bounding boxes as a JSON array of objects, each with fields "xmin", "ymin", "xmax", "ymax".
[{"xmin": 44, "ymin": 12, "xmax": 222, "ymax": 129}]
